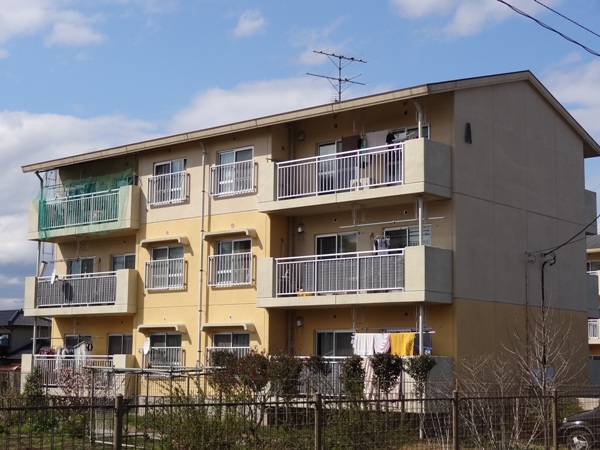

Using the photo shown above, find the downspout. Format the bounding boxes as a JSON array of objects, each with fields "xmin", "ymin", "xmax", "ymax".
[
  {"xmin": 414, "ymin": 100, "xmax": 423, "ymax": 138},
  {"xmin": 33, "ymin": 171, "xmax": 45, "ymax": 355},
  {"xmin": 416, "ymin": 195, "xmax": 425, "ymax": 355},
  {"xmin": 197, "ymin": 143, "xmax": 208, "ymax": 367}
]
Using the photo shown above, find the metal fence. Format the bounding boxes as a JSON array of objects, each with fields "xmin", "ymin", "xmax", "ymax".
[
  {"xmin": 144, "ymin": 258, "xmax": 185, "ymax": 291},
  {"xmin": 1, "ymin": 389, "xmax": 598, "ymax": 449},
  {"xmin": 35, "ymin": 272, "xmax": 117, "ymax": 307}
]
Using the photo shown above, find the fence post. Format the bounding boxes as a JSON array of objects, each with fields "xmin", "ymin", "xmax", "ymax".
[
  {"xmin": 452, "ymin": 390, "xmax": 459, "ymax": 450},
  {"xmin": 113, "ymin": 394, "xmax": 123, "ymax": 450},
  {"xmin": 314, "ymin": 393, "xmax": 323, "ymax": 450},
  {"xmin": 551, "ymin": 389, "xmax": 558, "ymax": 450}
]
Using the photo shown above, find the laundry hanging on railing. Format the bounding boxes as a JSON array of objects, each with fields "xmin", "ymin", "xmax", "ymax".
[{"xmin": 373, "ymin": 236, "xmax": 390, "ymax": 254}]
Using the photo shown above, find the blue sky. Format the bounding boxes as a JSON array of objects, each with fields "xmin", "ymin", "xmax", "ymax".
[{"xmin": 1, "ymin": 0, "xmax": 600, "ymax": 308}]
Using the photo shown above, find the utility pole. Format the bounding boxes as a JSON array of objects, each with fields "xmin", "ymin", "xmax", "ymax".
[{"xmin": 307, "ymin": 50, "xmax": 367, "ymax": 102}]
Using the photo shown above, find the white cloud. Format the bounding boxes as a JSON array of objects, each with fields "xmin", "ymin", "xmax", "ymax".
[
  {"xmin": 168, "ymin": 77, "xmax": 335, "ymax": 134},
  {"xmin": 292, "ymin": 18, "xmax": 350, "ymax": 66},
  {"xmin": 0, "ymin": 0, "xmax": 105, "ymax": 50},
  {"xmin": 389, "ymin": 0, "xmax": 562, "ymax": 37},
  {"xmin": 44, "ymin": 10, "xmax": 105, "ymax": 46},
  {"xmin": 233, "ymin": 9, "xmax": 266, "ymax": 38},
  {"xmin": 0, "ymin": 111, "xmax": 158, "ymax": 265}
]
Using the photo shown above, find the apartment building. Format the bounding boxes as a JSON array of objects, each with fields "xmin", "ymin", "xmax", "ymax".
[{"xmin": 21, "ymin": 71, "xmax": 600, "ymax": 384}]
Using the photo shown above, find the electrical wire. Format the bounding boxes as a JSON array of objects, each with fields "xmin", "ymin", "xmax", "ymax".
[
  {"xmin": 531, "ymin": 0, "xmax": 600, "ymax": 40},
  {"xmin": 497, "ymin": 0, "xmax": 600, "ymax": 57},
  {"xmin": 528, "ymin": 212, "xmax": 600, "ymax": 256}
]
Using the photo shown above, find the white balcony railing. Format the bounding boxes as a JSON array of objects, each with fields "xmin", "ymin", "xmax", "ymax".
[
  {"xmin": 275, "ymin": 250, "xmax": 405, "ymax": 297},
  {"xmin": 40, "ymin": 190, "xmax": 119, "ymax": 230},
  {"xmin": 147, "ymin": 346, "xmax": 182, "ymax": 369},
  {"xmin": 210, "ymin": 160, "xmax": 254, "ymax": 197},
  {"xmin": 208, "ymin": 252, "xmax": 252, "ymax": 287},
  {"xmin": 276, "ymin": 143, "xmax": 403, "ymax": 199},
  {"xmin": 36, "ymin": 271, "xmax": 117, "ymax": 307},
  {"xmin": 34, "ymin": 354, "xmax": 114, "ymax": 387},
  {"xmin": 589, "ymin": 319, "xmax": 599, "ymax": 340},
  {"xmin": 145, "ymin": 258, "xmax": 185, "ymax": 291},
  {"xmin": 148, "ymin": 171, "xmax": 188, "ymax": 206},
  {"xmin": 205, "ymin": 346, "xmax": 251, "ymax": 366}
]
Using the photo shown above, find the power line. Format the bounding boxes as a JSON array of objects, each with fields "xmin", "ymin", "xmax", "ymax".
[
  {"xmin": 531, "ymin": 0, "xmax": 600, "ymax": 40},
  {"xmin": 497, "ymin": 0, "xmax": 600, "ymax": 57}
]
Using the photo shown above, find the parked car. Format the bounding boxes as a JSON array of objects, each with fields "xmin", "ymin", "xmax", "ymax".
[{"xmin": 559, "ymin": 406, "xmax": 600, "ymax": 449}]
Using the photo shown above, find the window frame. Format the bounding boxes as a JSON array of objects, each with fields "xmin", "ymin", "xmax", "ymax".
[
  {"xmin": 111, "ymin": 253, "xmax": 135, "ymax": 271},
  {"xmin": 107, "ymin": 333, "xmax": 133, "ymax": 355},
  {"xmin": 384, "ymin": 224, "xmax": 432, "ymax": 250},
  {"xmin": 145, "ymin": 245, "xmax": 185, "ymax": 291},
  {"xmin": 208, "ymin": 238, "xmax": 253, "ymax": 287},
  {"xmin": 66, "ymin": 257, "xmax": 95, "ymax": 275},
  {"xmin": 148, "ymin": 158, "xmax": 188, "ymax": 206},
  {"xmin": 315, "ymin": 330, "xmax": 354, "ymax": 358},
  {"xmin": 211, "ymin": 147, "xmax": 254, "ymax": 197}
]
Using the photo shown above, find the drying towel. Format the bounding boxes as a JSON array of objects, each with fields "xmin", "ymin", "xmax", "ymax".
[
  {"xmin": 353, "ymin": 333, "xmax": 375, "ymax": 356},
  {"xmin": 373, "ymin": 333, "xmax": 390, "ymax": 354},
  {"xmin": 390, "ymin": 332, "xmax": 415, "ymax": 356}
]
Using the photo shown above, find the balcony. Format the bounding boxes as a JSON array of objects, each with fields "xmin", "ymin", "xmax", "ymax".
[
  {"xmin": 209, "ymin": 160, "xmax": 255, "ymax": 197},
  {"xmin": 208, "ymin": 253, "xmax": 253, "ymax": 287},
  {"xmin": 589, "ymin": 319, "xmax": 599, "ymax": 342},
  {"xmin": 24, "ymin": 269, "xmax": 138, "ymax": 317},
  {"xmin": 205, "ymin": 346, "xmax": 251, "ymax": 367},
  {"xmin": 28, "ymin": 185, "xmax": 140, "ymax": 242},
  {"xmin": 257, "ymin": 245, "xmax": 453, "ymax": 308},
  {"xmin": 148, "ymin": 171, "xmax": 188, "ymax": 206},
  {"xmin": 258, "ymin": 138, "xmax": 452, "ymax": 215}
]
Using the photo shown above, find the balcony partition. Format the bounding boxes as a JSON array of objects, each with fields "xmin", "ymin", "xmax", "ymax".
[
  {"xmin": 276, "ymin": 143, "xmax": 403, "ymax": 199},
  {"xmin": 275, "ymin": 250, "xmax": 404, "ymax": 297}
]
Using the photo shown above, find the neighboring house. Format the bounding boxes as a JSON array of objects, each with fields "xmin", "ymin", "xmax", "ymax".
[
  {"xmin": 0, "ymin": 309, "xmax": 50, "ymax": 365},
  {"xmin": 20, "ymin": 71, "xmax": 600, "ymax": 387}
]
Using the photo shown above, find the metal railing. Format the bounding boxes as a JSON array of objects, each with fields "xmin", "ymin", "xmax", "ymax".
[
  {"xmin": 208, "ymin": 252, "xmax": 252, "ymax": 286},
  {"xmin": 205, "ymin": 346, "xmax": 251, "ymax": 366},
  {"xmin": 209, "ymin": 160, "xmax": 254, "ymax": 196},
  {"xmin": 36, "ymin": 271, "xmax": 117, "ymax": 307},
  {"xmin": 147, "ymin": 171, "xmax": 187, "ymax": 206},
  {"xmin": 276, "ymin": 143, "xmax": 403, "ymax": 199},
  {"xmin": 147, "ymin": 347, "xmax": 183, "ymax": 369},
  {"xmin": 33, "ymin": 354, "xmax": 114, "ymax": 387},
  {"xmin": 590, "ymin": 319, "xmax": 599, "ymax": 340},
  {"xmin": 145, "ymin": 258, "xmax": 185, "ymax": 291},
  {"xmin": 40, "ymin": 189, "xmax": 119, "ymax": 230},
  {"xmin": 275, "ymin": 250, "xmax": 405, "ymax": 296}
]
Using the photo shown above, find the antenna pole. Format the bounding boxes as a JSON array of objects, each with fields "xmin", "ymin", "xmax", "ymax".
[{"xmin": 307, "ymin": 50, "xmax": 367, "ymax": 102}]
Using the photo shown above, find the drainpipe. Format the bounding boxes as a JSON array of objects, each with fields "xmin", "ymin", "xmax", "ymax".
[
  {"xmin": 33, "ymin": 171, "xmax": 45, "ymax": 356},
  {"xmin": 197, "ymin": 143, "xmax": 207, "ymax": 367},
  {"xmin": 416, "ymin": 195, "xmax": 425, "ymax": 355},
  {"xmin": 414, "ymin": 100, "xmax": 423, "ymax": 138}
]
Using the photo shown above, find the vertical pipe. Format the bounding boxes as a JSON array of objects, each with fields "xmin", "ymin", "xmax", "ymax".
[
  {"xmin": 34, "ymin": 171, "xmax": 45, "ymax": 356},
  {"xmin": 417, "ymin": 195, "xmax": 424, "ymax": 355},
  {"xmin": 414, "ymin": 100, "xmax": 423, "ymax": 138},
  {"xmin": 197, "ymin": 143, "xmax": 207, "ymax": 367}
]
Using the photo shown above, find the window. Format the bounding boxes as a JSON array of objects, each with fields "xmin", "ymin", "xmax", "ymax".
[
  {"xmin": 316, "ymin": 233, "xmax": 357, "ymax": 256},
  {"xmin": 112, "ymin": 254, "xmax": 135, "ymax": 271},
  {"xmin": 211, "ymin": 147, "xmax": 254, "ymax": 196},
  {"xmin": 384, "ymin": 225, "xmax": 431, "ymax": 250},
  {"xmin": 148, "ymin": 159, "xmax": 187, "ymax": 205},
  {"xmin": 145, "ymin": 245, "xmax": 185, "ymax": 290},
  {"xmin": 107, "ymin": 334, "xmax": 132, "ymax": 355},
  {"xmin": 588, "ymin": 261, "xmax": 600, "ymax": 273},
  {"xmin": 208, "ymin": 332, "xmax": 250, "ymax": 364},
  {"xmin": 209, "ymin": 239, "xmax": 252, "ymax": 286},
  {"xmin": 317, "ymin": 141, "xmax": 347, "ymax": 192},
  {"xmin": 316, "ymin": 331, "xmax": 353, "ymax": 357},
  {"xmin": 65, "ymin": 334, "xmax": 92, "ymax": 348},
  {"xmin": 147, "ymin": 333, "xmax": 182, "ymax": 368},
  {"xmin": 66, "ymin": 257, "xmax": 95, "ymax": 275}
]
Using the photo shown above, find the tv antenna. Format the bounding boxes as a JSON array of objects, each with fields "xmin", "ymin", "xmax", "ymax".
[{"xmin": 307, "ymin": 50, "xmax": 367, "ymax": 102}]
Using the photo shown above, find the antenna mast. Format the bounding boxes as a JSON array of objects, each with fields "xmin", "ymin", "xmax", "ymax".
[{"xmin": 307, "ymin": 50, "xmax": 367, "ymax": 102}]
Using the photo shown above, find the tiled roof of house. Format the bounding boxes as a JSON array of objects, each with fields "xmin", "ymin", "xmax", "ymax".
[{"xmin": 0, "ymin": 310, "xmax": 50, "ymax": 328}]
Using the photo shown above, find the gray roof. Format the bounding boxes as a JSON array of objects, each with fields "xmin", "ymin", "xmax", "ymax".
[
  {"xmin": 587, "ymin": 235, "xmax": 600, "ymax": 251},
  {"xmin": 0, "ymin": 310, "xmax": 50, "ymax": 328}
]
